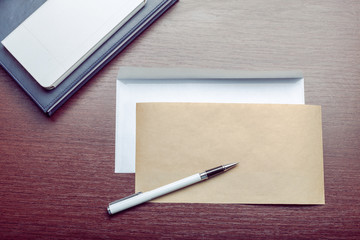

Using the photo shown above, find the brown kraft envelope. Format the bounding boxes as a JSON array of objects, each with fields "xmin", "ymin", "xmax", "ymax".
[{"xmin": 135, "ymin": 103, "xmax": 324, "ymax": 204}]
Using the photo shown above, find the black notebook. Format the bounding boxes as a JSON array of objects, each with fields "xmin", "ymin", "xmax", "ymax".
[{"xmin": 0, "ymin": 0, "xmax": 178, "ymax": 116}]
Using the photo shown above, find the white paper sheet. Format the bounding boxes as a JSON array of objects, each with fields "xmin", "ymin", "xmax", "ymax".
[{"xmin": 115, "ymin": 67, "xmax": 304, "ymax": 173}]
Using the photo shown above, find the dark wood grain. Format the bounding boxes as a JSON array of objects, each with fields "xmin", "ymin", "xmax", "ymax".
[{"xmin": 1, "ymin": 0, "xmax": 360, "ymax": 239}]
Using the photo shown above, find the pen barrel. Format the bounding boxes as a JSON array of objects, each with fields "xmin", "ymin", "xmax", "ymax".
[{"xmin": 108, "ymin": 173, "xmax": 202, "ymax": 214}]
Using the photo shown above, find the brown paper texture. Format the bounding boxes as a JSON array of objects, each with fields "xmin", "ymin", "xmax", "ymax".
[{"xmin": 135, "ymin": 103, "xmax": 324, "ymax": 204}]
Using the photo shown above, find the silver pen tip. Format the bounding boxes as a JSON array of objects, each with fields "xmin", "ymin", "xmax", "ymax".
[{"xmin": 223, "ymin": 162, "xmax": 238, "ymax": 171}]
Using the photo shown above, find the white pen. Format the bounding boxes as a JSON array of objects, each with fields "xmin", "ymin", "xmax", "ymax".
[{"xmin": 107, "ymin": 162, "xmax": 238, "ymax": 215}]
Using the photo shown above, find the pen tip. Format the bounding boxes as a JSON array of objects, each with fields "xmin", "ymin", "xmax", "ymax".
[{"xmin": 223, "ymin": 162, "xmax": 238, "ymax": 171}]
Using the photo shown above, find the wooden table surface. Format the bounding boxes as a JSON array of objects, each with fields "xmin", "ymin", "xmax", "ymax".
[{"xmin": 1, "ymin": 0, "xmax": 359, "ymax": 239}]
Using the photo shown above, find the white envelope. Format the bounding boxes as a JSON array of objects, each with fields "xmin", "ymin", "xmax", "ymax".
[{"xmin": 115, "ymin": 67, "xmax": 304, "ymax": 173}]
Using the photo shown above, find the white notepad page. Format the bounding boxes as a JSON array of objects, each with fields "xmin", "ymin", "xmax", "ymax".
[
  {"xmin": 2, "ymin": 0, "xmax": 146, "ymax": 89},
  {"xmin": 115, "ymin": 67, "xmax": 305, "ymax": 173}
]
